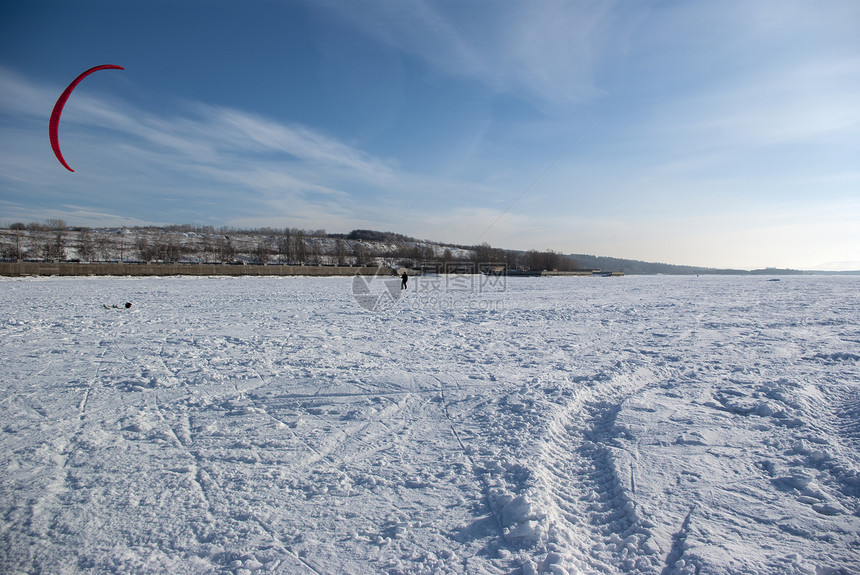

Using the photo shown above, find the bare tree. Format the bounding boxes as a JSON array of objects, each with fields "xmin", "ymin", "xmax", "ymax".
[
  {"xmin": 353, "ymin": 241, "xmax": 366, "ymax": 266},
  {"xmin": 295, "ymin": 230, "xmax": 307, "ymax": 263},
  {"xmin": 93, "ymin": 235, "xmax": 112, "ymax": 261},
  {"xmin": 199, "ymin": 235, "xmax": 214, "ymax": 263},
  {"xmin": 77, "ymin": 228, "xmax": 94, "ymax": 262},
  {"xmin": 42, "ymin": 231, "xmax": 66, "ymax": 261},
  {"xmin": 217, "ymin": 236, "xmax": 235, "ymax": 263},
  {"xmin": 335, "ymin": 239, "xmax": 347, "ymax": 265},
  {"xmin": 0, "ymin": 234, "xmax": 17, "ymax": 260},
  {"xmin": 10, "ymin": 223, "xmax": 25, "ymax": 260},
  {"xmin": 46, "ymin": 219, "xmax": 67, "ymax": 231},
  {"xmin": 441, "ymin": 248, "xmax": 454, "ymax": 269},
  {"xmin": 277, "ymin": 230, "xmax": 291, "ymax": 264},
  {"xmin": 254, "ymin": 241, "xmax": 272, "ymax": 264},
  {"xmin": 523, "ymin": 249, "xmax": 560, "ymax": 271},
  {"xmin": 162, "ymin": 238, "xmax": 182, "ymax": 263},
  {"xmin": 135, "ymin": 237, "xmax": 157, "ymax": 262}
]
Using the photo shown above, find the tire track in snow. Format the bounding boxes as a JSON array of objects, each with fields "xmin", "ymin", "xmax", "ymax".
[
  {"xmin": 533, "ymin": 366, "xmax": 664, "ymax": 573},
  {"xmin": 803, "ymin": 378, "xmax": 860, "ymax": 509},
  {"xmin": 829, "ymin": 381, "xmax": 860, "ymax": 454}
]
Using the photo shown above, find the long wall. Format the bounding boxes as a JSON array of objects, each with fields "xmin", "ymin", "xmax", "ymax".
[{"xmin": 0, "ymin": 261, "xmax": 392, "ymax": 278}]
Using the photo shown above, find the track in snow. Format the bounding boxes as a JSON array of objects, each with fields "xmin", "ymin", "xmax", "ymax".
[{"xmin": 2, "ymin": 275, "xmax": 859, "ymax": 574}]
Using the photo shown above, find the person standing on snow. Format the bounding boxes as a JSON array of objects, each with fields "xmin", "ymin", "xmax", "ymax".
[{"xmin": 401, "ymin": 272, "xmax": 409, "ymax": 290}]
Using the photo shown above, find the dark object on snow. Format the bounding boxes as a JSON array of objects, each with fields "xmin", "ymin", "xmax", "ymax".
[
  {"xmin": 103, "ymin": 302, "xmax": 132, "ymax": 309},
  {"xmin": 401, "ymin": 272, "xmax": 408, "ymax": 290},
  {"xmin": 125, "ymin": 302, "xmax": 132, "ymax": 308}
]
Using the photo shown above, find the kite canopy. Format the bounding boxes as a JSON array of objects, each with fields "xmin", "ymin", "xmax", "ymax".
[{"xmin": 49, "ymin": 64, "xmax": 124, "ymax": 172}]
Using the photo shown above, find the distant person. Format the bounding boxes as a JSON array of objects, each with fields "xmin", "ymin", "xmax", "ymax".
[{"xmin": 401, "ymin": 272, "xmax": 409, "ymax": 290}]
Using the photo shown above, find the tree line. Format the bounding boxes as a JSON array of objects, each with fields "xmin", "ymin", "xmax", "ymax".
[{"xmin": 0, "ymin": 221, "xmax": 580, "ymax": 272}]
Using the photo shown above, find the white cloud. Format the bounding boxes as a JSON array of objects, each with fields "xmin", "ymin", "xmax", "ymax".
[
  {"xmin": 624, "ymin": 1, "xmax": 860, "ymax": 161},
  {"xmin": 678, "ymin": 57, "xmax": 860, "ymax": 150},
  {"xmin": 313, "ymin": 0, "xmax": 611, "ymax": 106},
  {"xmin": 0, "ymin": 67, "xmax": 55, "ymax": 117},
  {"xmin": 0, "ymin": 67, "xmax": 407, "ymax": 226},
  {"xmin": 1, "ymin": 67, "xmax": 512, "ymax": 236}
]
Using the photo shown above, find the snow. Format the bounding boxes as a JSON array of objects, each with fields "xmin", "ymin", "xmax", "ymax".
[{"xmin": 1, "ymin": 274, "xmax": 859, "ymax": 574}]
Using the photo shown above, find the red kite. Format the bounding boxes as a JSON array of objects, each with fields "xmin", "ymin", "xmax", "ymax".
[{"xmin": 49, "ymin": 64, "xmax": 124, "ymax": 172}]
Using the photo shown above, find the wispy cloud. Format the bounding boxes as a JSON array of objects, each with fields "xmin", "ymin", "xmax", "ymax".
[
  {"xmin": 669, "ymin": 57, "xmax": 860, "ymax": 152},
  {"xmin": 314, "ymin": 0, "xmax": 611, "ymax": 106},
  {"xmin": 0, "ymin": 67, "xmax": 503, "ymax": 232}
]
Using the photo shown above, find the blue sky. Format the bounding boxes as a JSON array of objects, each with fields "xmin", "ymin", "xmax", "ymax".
[{"xmin": 1, "ymin": 1, "xmax": 859, "ymax": 270}]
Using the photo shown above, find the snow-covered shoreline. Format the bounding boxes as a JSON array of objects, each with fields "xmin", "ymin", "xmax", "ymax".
[{"xmin": 2, "ymin": 275, "xmax": 858, "ymax": 574}]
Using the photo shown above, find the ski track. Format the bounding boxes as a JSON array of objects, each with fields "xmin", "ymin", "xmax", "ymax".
[{"xmin": 1, "ymin": 275, "xmax": 859, "ymax": 574}]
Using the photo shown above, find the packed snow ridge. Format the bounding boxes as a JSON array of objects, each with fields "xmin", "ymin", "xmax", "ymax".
[{"xmin": 1, "ymin": 275, "xmax": 858, "ymax": 574}]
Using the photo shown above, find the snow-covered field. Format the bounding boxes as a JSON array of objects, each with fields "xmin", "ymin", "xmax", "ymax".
[{"xmin": 1, "ymin": 275, "xmax": 858, "ymax": 574}]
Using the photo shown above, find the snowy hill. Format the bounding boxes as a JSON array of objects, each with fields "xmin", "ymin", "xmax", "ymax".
[{"xmin": 0, "ymin": 225, "xmax": 474, "ymax": 269}]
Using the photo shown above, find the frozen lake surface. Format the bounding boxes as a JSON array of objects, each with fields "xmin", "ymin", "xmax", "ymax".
[{"xmin": 1, "ymin": 275, "xmax": 859, "ymax": 574}]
